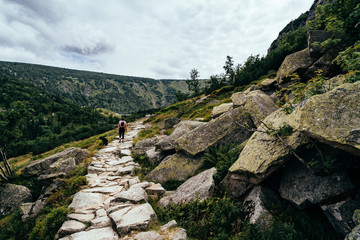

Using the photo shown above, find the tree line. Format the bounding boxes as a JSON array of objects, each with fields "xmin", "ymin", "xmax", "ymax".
[{"xmin": 0, "ymin": 75, "xmax": 120, "ymax": 160}]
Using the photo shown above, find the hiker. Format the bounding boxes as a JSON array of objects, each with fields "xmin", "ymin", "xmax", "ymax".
[{"xmin": 118, "ymin": 117, "xmax": 127, "ymax": 142}]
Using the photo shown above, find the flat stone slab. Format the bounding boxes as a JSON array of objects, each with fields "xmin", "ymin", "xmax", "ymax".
[
  {"xmin": 134, "ymin": 231, "xmax": 163, "ymax": 240},
  {"xmin": 114, "ymin": 203, "xmax": 157, "ymax": 235},
  {"xmin": 114, "ymin": 187, "xmax": 147, "ymax": 203},
  {"xmin": 109, "ymin": 206, "xmax": 132, "ymax": 223},
  {"xmin": 98, "ymin": 146, "xmax": 118, "ymax": 153},
  {"xmin": 115, "ymin": 166, "xmax": 135, "ymax": 176},
  {"xmin": 146, "ymin": 184, "xmax": 166, "ymax": 196},
  {"xmin": 118, "ymin": 156, "xmax": 134, "ymax": 165},
  {"xmin": 68, "ymin": 213, "xmax": 95, "ymax": 223},
  {"xmin": 121, "ymin": 149, "xmax": 132, "ymax": 156},
  {"xmin": 60, "ymin": 226, "xmax": 118, "ymax": 240},
  {"xmin": 88, "ymin": 166, "xmax": 106, "ymax": 174},
  {"xmin": 82, "ymin": 186, "xmax": 124, "ymax": 194},
  {"xmin": 90, "ymin": 215, "xmax": 112, "ymax": 229},
  {"xmin": 57, "ymin": 220, "xmax": 87, "ymax": 238},
  {"xmin": 68, "ymin": 192, "xmax": 105, "ymax": 212},
  {"xmin": 119, "ymin": 142, "xmax": 133, "ymax": 150}
]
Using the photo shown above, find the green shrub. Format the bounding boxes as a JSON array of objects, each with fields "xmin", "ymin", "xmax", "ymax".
[
  {"xmin": 152, "ymin": 196, "xmax": 244, "ymax": 240},
  {"xmin": 0, "ymin": 209, "xmax": 36, "ymax": 240},
  {"xmin": 133, "ymin": 154, "xmax": 155, "ymax": 181},
  {"xmin": 202, "ymin": 143, "xmax": 242, "ymax": 184},
  {"xmin": 29, "ymin": 207, "xmax": 67, "ymax": 240},
  {"xmin": 236, "ymin": 204, "xmax": 341, "ymax": 240},
  {"xmin": 64, "ymin": 176, "xmax": 87, "ymax": 196}
]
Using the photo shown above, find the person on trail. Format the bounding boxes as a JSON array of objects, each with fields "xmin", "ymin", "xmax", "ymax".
[{"xmin": 118, "ymin": 117, "xmax": 127, "ymax": 142}]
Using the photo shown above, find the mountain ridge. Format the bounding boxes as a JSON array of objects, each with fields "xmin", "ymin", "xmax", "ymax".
[{"xmin": 0, "ymin": 61, "xmax": 189, "ymax": 114}]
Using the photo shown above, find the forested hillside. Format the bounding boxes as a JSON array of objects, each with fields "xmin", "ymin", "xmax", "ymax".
[
  {"xmin": 0, "ymin": 62, "xmax": 188, "ymax": 114},
  {"xmin": 0, "ymin": 75, "xmax": 120, "ymax": 158}
]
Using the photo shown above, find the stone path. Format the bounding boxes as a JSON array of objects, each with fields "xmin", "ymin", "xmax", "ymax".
[{"xmin": 56, "ymin": 121, "xmax": 184, "ymax": 240}]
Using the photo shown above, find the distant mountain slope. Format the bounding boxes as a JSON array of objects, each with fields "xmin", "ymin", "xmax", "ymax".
[
  {"xmin": 0, "ymin": 61, "xmax": 188, "ymax": 113},
  {"xmin": 0, "ymin": 75, "xmax": 119, "ymax": 157}
]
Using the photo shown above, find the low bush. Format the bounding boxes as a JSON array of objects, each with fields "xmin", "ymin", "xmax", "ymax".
[
  {"xmin": 29, "ymin": 207, "xmax": 67, "ymax": 240},
  {"xmin": 202, "ymin": 143, "xmax": 242, "ymax": 184},
  {"xmin": 152, "ymin": 196, "xmax": 244, "ymax": 240}
]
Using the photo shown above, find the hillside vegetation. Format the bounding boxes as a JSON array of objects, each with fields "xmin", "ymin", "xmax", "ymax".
[
  {"xmin": 0, "ymin": 61, "xmax": 188, "ymax": 114},
  {"xmin": 0, "ymin": 75, "xmax": 120, "ymax": 158}
]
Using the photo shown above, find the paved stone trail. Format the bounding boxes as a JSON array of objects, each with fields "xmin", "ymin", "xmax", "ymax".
[{"xmin": 56, "ymin": 121, "xmax": 181, "ymax": 240}]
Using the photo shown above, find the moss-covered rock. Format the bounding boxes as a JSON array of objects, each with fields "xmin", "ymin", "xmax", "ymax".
[
  {"xmin": 159, "ymin": 167, "xmax": 217, "ymax": 207},
  {"xmin": 211, "ymin": 103, "xmax": 233, "ymax": 119},
  {"xmin": 176, "ymin": 107, "xmax": 253, "ymax": 156},
  {"xmin": 146, "ymin": 154, "xmax": 204, "ymax": 184},
  {"xmin": 228, "ymin": 109, "xmax": 308, "ymax": 185},
  {"xmin": 288, "ymin": 82, "xmax": 360, "ymax": 157},
  {"xmin": 231, "ymin": 90, "xmax": 278, "ymax": 127},
  {"xmin": 156, "ymin": 121, "xmax": 205, "ymax": 153},
  {"xmin": 22, "ymin": 147, "xmax": 90, "ymax": 177},
  {"xmin": 276, "ymin": 48, "xmax": 317, "ymax": 84},
  {"xmin": 0, "ymin": 184, "xmax": 32, "ymax": 216},
  {"xmin": 158, "ymin": 117, "xmax": 180, "ymax": 130},
  {"xmin": 259, "ymin": 78, "xmax": 277, "ymax": 92}
]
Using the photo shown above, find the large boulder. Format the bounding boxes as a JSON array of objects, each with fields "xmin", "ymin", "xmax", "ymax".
[
  {"xmin": 259, "ymin": 78, "xmax": 277, "ymax": 92},
  {"xmin": 321, "ymin": 194, "xmax": 360, "ymax": 235},
  {"xmin": 220, "ymin": 172, "xmax": 254, "ymax": 199},
  {"xmin": 211, "ymin": 103, "xmax": 233, "ymax": 118},
  {"xmin": 227, "ymin": 109, "xmax": 308, "ymax": 185},
  {"xmin": 345, "ymin": 225, "xmax": 360, "ymax": 240},
  {"xmin": 133, "ymin": 136, "xmax": 165, "ymax": 156},
  {"xmin": 345, "ymin": 210, "xmax": 360, "ymax": 240},
  {"xmin": 159, "ymin": 168, "xmax": 217, "ymax": 207},
  {"xmin": 156, "ymin": 121, "xmax": 205, "ymax": 153},
  {"xmin": 0, "ymin": 184, "xmax": 32, "ymax": 216},
  {"xmin": 22, "ymin": 147, "xmax": 90, "ymax": 177},
  {"xmin": 145, "ymin": 147, "xmax": 164, "ymax": 166},
  {"xmin": 279, "ymin": 160, "xmax": 356, "ymax": 209},
  {"xmin": 243, "ymin": 186, "xmax": 284, "ymax": 227},
  {"xmin": 146, "ymin": 154, "xmax": 204, "ymax": 184},
  {"xmin": 303, "ymin": 50, "xmax": 339, "ymax": 79},
  {"xmin": 176, "ymin": 107, "xmax": 253, "ymax": 156},
  {"xmin": 231, "ymin": 90, "xmax": 278, "ymax": 127},
  {"xmin": 288, "ymin": 82, "xmax": 360, "ymax": 157},
  {"xmin": 158, "ymin": 117, "xmax": 180, "ymax": 130},
  {"xmin": 276, "ymin": 48, "xmax": 318, "ymax": 84}
]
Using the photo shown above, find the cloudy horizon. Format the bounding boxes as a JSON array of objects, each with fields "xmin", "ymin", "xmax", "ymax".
[{"xmin": 0, "ymin": 0, "xmax": 314, "ymax": 79}]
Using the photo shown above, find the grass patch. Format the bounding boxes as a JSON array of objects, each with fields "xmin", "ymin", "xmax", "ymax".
[
  {"xmin": 151, "ymin": 196, "xmax": 244, "ymax": 240},
  {"xmin": 133, "ymin": 154, "xmax": 156, "ymax": 181}
]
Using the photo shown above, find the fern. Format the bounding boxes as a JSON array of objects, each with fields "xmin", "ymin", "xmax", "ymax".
[{"xmin": 202, "ymin": 143, "xmax": 242, "ymax": 184}]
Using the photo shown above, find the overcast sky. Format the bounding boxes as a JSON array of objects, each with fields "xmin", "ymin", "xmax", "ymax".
[{"xmin": 0, "ymin": 0, "xmax": 314, "ymax": 79}]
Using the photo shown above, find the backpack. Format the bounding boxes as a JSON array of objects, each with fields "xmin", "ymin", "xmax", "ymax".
[{"xmin": 119, "ymin": 121, "xmax": 125, "ymax": 128}]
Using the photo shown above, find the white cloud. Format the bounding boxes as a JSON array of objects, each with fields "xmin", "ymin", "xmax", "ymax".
[{"xmin": 0, "ymin": 0, "xmax": 314, "ymax": 79}]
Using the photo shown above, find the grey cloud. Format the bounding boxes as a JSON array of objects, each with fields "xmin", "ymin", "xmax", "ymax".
[
  {"xmin": 0, "ymin": 0, "xmax": 315, "ymax": 79},
  {"xmin": 5, "ymin": 0, "xmax": 64, "ymax": 23},
  {"xmin": 62, "ymin": 42, "xmax": 114, "ymax": 56}
]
